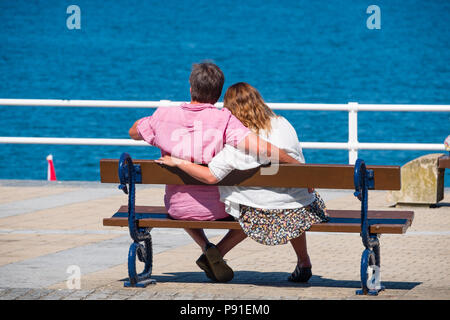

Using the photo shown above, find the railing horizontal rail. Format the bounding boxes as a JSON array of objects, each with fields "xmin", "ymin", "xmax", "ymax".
[
  {"xmin": 0, "ymin": 137, "xmax": 445, "ymax": 151},
  {"xmin": 1, "ymin": 99, "xmax": 450, "ymax": 112}
]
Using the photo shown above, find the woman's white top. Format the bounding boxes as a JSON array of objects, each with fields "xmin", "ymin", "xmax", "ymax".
[{"xmin": 208, "ymin": 116, "xmax": 315, "ymax": 218}]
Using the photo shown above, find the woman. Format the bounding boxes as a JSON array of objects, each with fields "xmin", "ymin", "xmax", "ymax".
[{"xmin": 157, "ymin": 82, "xmax": 329, "ymax": 282}]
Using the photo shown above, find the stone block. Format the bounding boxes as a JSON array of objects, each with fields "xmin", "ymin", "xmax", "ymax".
[{"xmin": 387, "ymin": 153, "xmax": 445, "ymax": 205}]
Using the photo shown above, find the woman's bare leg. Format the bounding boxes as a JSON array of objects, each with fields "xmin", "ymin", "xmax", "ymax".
[{"xmin": 289, "ymin": 232, "xmax": 312, "ymax": 268}]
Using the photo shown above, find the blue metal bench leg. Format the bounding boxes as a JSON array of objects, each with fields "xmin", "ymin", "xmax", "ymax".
[
  {"xmin": 356, "ymin": 237, "xmax": 385, "ymax": 295},
  {"xmin": 354, "ymin": 159, "xmax": 385, "ymax": 296},
  {"xmin": 119, "ymin": 152, "xmax": 156, "ymax": 288},
  {"xmin": 125, "ymin": 237, "xmax": 155, "ymax": 288}
]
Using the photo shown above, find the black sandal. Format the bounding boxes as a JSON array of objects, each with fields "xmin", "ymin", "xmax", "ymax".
[{"xmin": 288, "ymin": 265, "xmax": 312, "ymax": 283}]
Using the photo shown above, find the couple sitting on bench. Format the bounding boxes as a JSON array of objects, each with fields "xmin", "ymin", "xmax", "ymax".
[{"xmin": 128, "ymin": 62, "xmax": 329, "ymax": 283}]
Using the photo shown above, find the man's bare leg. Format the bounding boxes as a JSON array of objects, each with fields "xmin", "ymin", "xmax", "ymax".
[
  {"xmin": 184, "ymin": 228, "xmax": 209, "ymax": 252},
  {"xmin": 190, "ymin": 228, "xmax": 245, "ymax": 282},
  {"xmin": 216, "ymin": 229, "xmax": 247, "ymax": 257}
]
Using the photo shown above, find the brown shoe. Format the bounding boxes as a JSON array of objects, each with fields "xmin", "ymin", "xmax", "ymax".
[
  {"xmin": 196, "ymin": 254, "xmax": 217, "ymax": 281},
  {"xmin": 204, "ymin": 243, "xmax": 234, "ymax": 282}
]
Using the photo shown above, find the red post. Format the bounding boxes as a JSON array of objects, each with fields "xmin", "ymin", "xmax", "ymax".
[{"xmin": 46, "ymin": 154, "xmax": 57, "ymax": 181}]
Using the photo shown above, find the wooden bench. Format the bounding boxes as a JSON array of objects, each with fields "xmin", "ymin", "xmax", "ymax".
[
  {"xmin": 100, "ymin": 153, "xmax": 414, "ymax": 295},
  {"xmin": 439, "ymin": 155, "xmax": 450, "ymax": 170},
  {"xmin": 436, "ymin": 155, "xmax": 450, "ymax": 206}
]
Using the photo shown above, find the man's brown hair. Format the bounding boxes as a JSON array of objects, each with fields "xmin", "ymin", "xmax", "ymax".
[{"xmin": 189, "ymin": 62, "xmax": 225, "ymax": 104}]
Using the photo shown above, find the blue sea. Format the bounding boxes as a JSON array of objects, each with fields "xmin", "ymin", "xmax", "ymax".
[{"xmin": 0, "ymin": 0, "xmax": 449, "ymax": 185}]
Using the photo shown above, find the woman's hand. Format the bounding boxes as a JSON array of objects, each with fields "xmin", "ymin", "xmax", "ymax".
[
  {"xmin": 155, "ymin": 155, "xmax": 184, "ymax": 167},
  {"xmin": 155, "ymin": 155, "xmax": 219, "ymax": 184}
]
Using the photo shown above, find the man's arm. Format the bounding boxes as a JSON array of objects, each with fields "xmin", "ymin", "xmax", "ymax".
[
  {"xmin": 129, "ymin": 120, "xmax": 143, "ymax": 140},
  {"xmin": 237, "ymin": 132, "xmax": 300, "ymax": 164}
]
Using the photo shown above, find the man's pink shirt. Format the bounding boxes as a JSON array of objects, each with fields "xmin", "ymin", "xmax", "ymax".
[{"xmin": 137, "ymin": 102, "xmax": 250, "ymax": 220}]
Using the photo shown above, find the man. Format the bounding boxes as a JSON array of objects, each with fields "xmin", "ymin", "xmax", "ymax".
[{"xmin": 129, "ymin": 62, "xmax": 299, "ymax": 282}]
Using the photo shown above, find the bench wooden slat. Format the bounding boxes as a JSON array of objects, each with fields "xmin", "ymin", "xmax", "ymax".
[
  {"xmin": 111, "ymin": 211, "xmax": 409, "ymax": 225},
  {"xmin": 103, "ymin": 206, "xmax": 413, "ymax": 234},
  {"xmin": 100, "ymin": 159, "xmax": 401, "ymax": 190},
  {"xmin": 439, "ymin": 155, "xmax": 450, "ymax": 169},
  {"xmin": 103, "ymin": 217, "xmax": 409, "ymax": 234},
  {"xmin": 115, "ymin": 205, "xmax": 414, "ymax": 225},
  {"xmin": 326, "ymin": 209, "xmax": 414, "ymax": 226}
]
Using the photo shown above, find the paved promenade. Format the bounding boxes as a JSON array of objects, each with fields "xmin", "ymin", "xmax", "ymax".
[{"xmin": 0, "ymin": 180, "xmax": 449, "ymax": 300}]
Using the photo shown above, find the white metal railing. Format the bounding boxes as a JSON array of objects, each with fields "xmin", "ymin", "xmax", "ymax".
[{"xmin": 1, "ymin": 99, "xmax": 449, "ymax": 164}]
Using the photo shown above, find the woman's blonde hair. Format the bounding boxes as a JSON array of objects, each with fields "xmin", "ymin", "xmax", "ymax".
[{"xmin": 224, "ymin": 82, "xmax": 276, "ymax": 135}]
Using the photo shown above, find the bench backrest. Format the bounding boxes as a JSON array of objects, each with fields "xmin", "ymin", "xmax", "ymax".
[
  {"xmin": 100, "ymin": 159, "xmax": 401, "ymax": 190},
  {"xmin": 439, "ymin": 155, "xmax": 450, "ymax": 169}
]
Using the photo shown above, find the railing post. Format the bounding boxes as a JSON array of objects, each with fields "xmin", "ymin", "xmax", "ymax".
[{"xmin": 348, "ymin": 102, "xmax": 359, "ymax": 165}]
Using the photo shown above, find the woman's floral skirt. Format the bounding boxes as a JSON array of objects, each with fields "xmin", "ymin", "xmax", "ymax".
[{"xmin": 239, "ymin": 191, "xmax": 330, "ymax": 246}]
